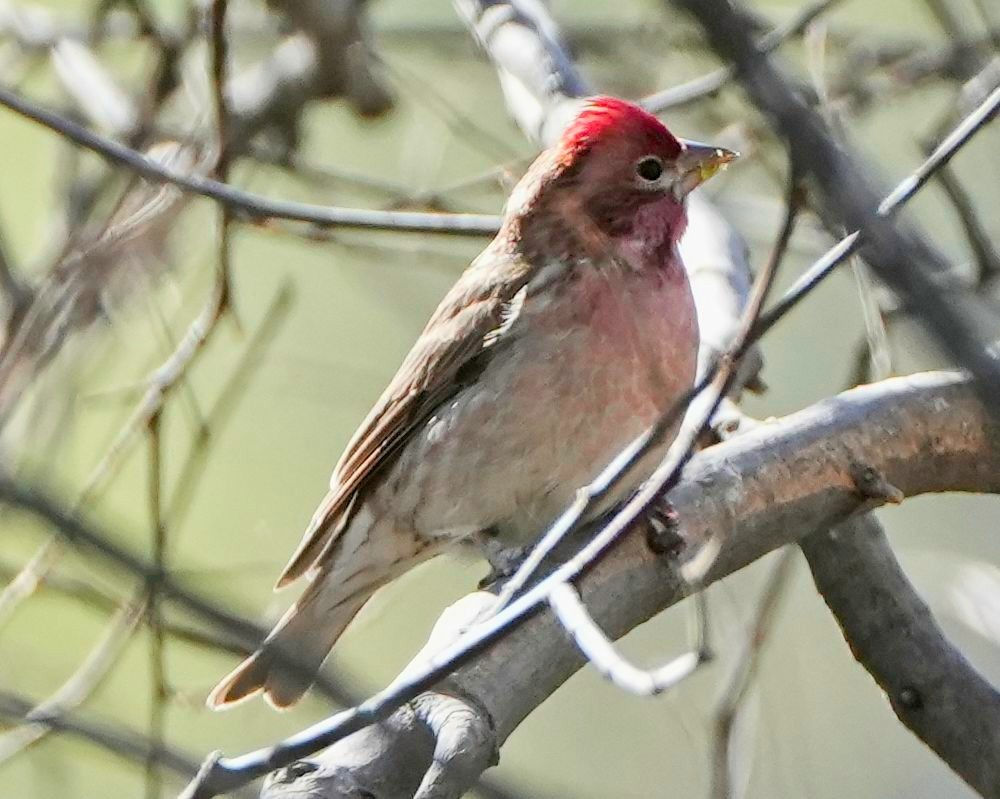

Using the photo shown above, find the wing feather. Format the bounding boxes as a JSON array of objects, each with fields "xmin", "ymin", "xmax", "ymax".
[{"xmin": 276, "ymin": 248, "xmax": 535, "ymax": 588}]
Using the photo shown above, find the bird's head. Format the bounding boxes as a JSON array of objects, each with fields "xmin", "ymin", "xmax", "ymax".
[{"xmin": 507, "ymin": 96, "xmax": 736, "ymax": 269}]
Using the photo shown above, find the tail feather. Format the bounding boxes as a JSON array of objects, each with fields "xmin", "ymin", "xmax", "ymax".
[
  {"xmin": 207, "ymin": 571, "xmax": 380, "ymax": 710},
  {"xmin": 208, "ymin": 523, "xmax": 441, "ymax": 710}
]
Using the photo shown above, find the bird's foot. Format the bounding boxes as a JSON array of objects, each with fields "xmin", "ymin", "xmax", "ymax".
[
  {"xmin": 477, "ymin": 534, "xmax": 531, "ymax": 590},
  {"xmin": 646, "ymin": 496, "xmax": 684, "ymax": 557}
]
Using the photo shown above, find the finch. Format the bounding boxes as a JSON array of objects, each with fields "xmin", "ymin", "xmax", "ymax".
[{"xmin": 208, "ymin": 96, "xmax": 735, "ymax": 709}]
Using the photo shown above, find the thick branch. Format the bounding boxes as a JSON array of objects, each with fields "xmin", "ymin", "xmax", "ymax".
[
  {"xmin": 801, "ymin": 515, "xmax": 1000, "ymax": 798},
  {"xmin": 261, "ymin": 371, "xmax": 1000, "ymax": 798}
]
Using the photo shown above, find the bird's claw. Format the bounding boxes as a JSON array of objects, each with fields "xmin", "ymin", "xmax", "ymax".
[
  {"xmin": 646, "ymin": 497, "xmax": 684, "ymax": 557},
  {"xmin": 478, "ymin": 539, "xmax": 531, "ymax": 589}
]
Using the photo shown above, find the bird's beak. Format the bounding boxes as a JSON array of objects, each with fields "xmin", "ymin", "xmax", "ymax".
[{"xmin": 675, "ymin": 139, "xmax": 738, "ymax": 197}]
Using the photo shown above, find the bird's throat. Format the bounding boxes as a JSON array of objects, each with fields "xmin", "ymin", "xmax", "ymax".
[{"xmin": 614, "ymin": 196, "xmax": 688, "ymax": 275}]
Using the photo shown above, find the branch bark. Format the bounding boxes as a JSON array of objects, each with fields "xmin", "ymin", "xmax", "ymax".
[
  {"xmin": 802, "ymin": 515, "xmax": 1000, "ymax": 798},
  {"xmin": 260, "ymin": 370, "xmax": 1000, "ymax": 798}
]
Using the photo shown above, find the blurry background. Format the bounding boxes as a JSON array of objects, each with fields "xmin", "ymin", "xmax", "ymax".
[{"xmin": 0, "ymin": 0, "xmax": 998, "ymax": 796}]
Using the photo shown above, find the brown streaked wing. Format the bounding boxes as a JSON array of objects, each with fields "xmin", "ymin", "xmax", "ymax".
[{"xmin": 275, "ymin": 248, "xmax": 535, "ymax": 588}]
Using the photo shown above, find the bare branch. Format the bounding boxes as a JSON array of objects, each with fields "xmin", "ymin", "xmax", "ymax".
[
  {"xmin": 228, "ymin": 0, "xmax": 392, "ymax": 148},
  {"xmin": 644, "ymin": 0, "xmax": 845, "ymax": 112},
  {"xmin": 0, "ymin": 594, "xmax": 145, "ymax": 762},
  {"xmin": 548, "ymin": 583, "xmax": 709, "ymax": 696},
  {"xmin": 0, "ymin": 84, "xmax": 501, "ymax": 237},
  {"xmin": 711, "ymin": 547, "xmax": 796, "ymax": 799},
  {"xmin": 0, "ymin": 478, "xmax": 357, "ymax": 708},
  {"xmin": 801, "ymin": 515, "xmax": 1000, "ymax": 798},
  {"xmin": 192, "ymin": 370, "xmax": 997, "ymax": 798},
  {"xmin": 0, "ymin": 689, "xmax": 256, "ymax": 799},
  {"xmin": 674, "ymin": 0, "xmax": 1000, "ymax": 404}
]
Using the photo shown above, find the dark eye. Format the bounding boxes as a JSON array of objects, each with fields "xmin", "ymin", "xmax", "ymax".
[{"xmin": 636, "ymin": 157, "xmax": 663, "ymax": 182}]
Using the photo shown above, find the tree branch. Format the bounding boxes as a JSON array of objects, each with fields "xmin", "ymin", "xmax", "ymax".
[
  {"xmin": 0, "ymin": 689, "xmax": 256, "ymax": 799},
  {"xmin": 673, "ymin": 0, "xmax": 1000, "ymax": 405},
  {"xmin": 0, "ymin": 84, "xmax": 500, "ymax": 236},
  {"xmin": 802, "ymin": 514, "xmax": 1000, "ymax": 798},
  {"xmin": 235, "ymin": 370, "xmax": 998, "ymax": 798}
]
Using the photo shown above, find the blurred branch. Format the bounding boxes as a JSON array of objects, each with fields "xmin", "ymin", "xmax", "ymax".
[
  {"xmin": 145, "ymin": 386, "xmax": 169, "ymax": 799},
  {"xmin": 0, "ymin": 84, "xmax": 501, "ymax": 236},
  {"xmin": 0, "ymin": 557, "xmax": 251, "ymax": 655},
  {"xmin": 801, "ymin": 515, "xmax": 1000, "ymax": 799},
  {"xmin": 926, "ymin": 151, "xmax": 1000, "ymax": 283},
  {"xmin": 0, "ymin": 689, "xmax": 256, "ymax": 799},
  {"xmin": 0, "ymin": 142, "xmax": 202, "ymax": 644},
  {"xmin": 923, "ymin": 0, "xmax": 988, "ymax": 77},
  {"xmin": 251, "ymin": 371, "xmax": 998, "ymax": 799},
  {"xmin": 644, "ymin": 0, "xmax": 844, "ymax": 113},
  {"xmin": 135, "ymin": 6, "xmax": 237, "ymax": 790},
  {"xmin": 0, "ymin": 141, "xmax": 199, "ymax": 427},
  {"xmin": 0, "ymin": 594, "xmax": 144, "ymax": 762},
  {"xmin": 0, "ymin": 87, "xmax": 499, "ymax": 236},
  {"xmin": 0, "ymin": 478, "xmax": 357, "ymax": 706},
  {"xmin": 227, "ymin": 0, "xmax": 392, "ymax": 149},
  {"xmin": 674, "ymin": 0, "xmax": 1000, "ymax": 405},
  {"xmin": 710, "ymin": 547, "xmax": 796, "ymax": 799},
  {"xmin": 0, "ymin": 224, "xmax": 31, "ymax": 330}
]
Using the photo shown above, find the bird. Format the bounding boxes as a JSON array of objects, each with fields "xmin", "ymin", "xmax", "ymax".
[{"xmin": 208, "ymin": 96, "xmax": 735, "ymax": 710}]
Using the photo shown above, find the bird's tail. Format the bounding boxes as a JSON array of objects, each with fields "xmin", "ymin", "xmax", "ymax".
[
  {"xmin": 206, "ymin": 569, "xmax": 376, "ymax": 709},
  {"xmin": 207, "ymin": 523, "xmax": 437, "ymax": 710}
]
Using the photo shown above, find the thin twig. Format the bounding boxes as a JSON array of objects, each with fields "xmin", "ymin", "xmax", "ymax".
[
  {"xmin": 0, "ymin": 478, "xmax": 356, "ymax": 705},
  {"xmin": 928, "ymin": 156, "xmax": 1000, "ymax": 282},
  {"xmin": 0, "ymin": 537, "xmax": 61, "ymax": 629},
  {"xmin": 0, "ymin": 558, "xmax": 252, "ymax": 656},
  {"xmin": 549, "ymin": 583, "xmax": 709, "ymax": 695},
  {"xmin": 644, "ymin": 0, "xmax": 846, "ymax": 113},
  {"xmin": 209, "ymin": 0, "xmax": 234, "ymax": 316},
  {"xmin": 710, "ymin": 548, "xmax": 796, "ymax": 799},
  {"xmin": 0, "ymin": 689, "xmax": 256, "ymax": 799},
  {"xmin": 78, "ymin": 276, "xmax": 233, "ymax": 508},
  {"xmin": 0, "ymin": 594, "xmax": 145, "ymax": 763},
  {"xmin": 145, "ymin": 413, "xmax": 169, "ymax": 799},
  {"xmin": 0, "ymin": 84, "xmax": 501, "ymax": 237},
  {"xmin": 0, "ymin": 223, "xmax": 31, "ymax": 328}
]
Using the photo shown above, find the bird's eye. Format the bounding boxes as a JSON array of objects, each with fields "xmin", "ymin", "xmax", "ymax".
[{"xmin": 636, "ymin": 157, "xmax": 663, "ymax": 182}]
